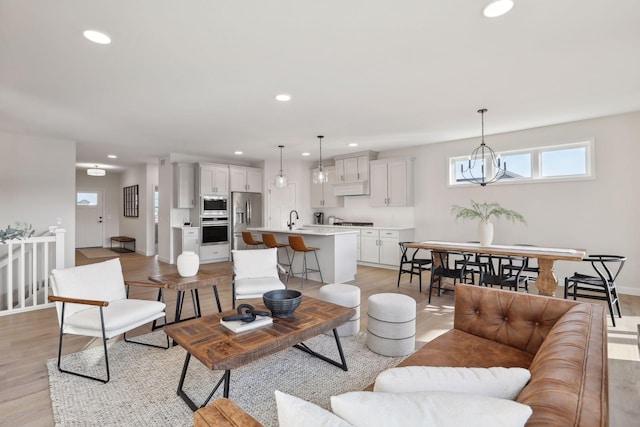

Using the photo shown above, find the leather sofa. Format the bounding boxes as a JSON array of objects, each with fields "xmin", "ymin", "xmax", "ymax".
[{"xmin": 195, "ymin": 284, "xmax": 609, "ymax": 427}]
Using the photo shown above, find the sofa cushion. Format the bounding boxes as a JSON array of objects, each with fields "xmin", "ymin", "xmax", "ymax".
[
  {"xmin": 396, "ymin": 329, "xmax": 534, "ymax": 370},
  {"xmin": 373, "ymin": 366, "xmax": 530, "ymax": 400},
  {"xmin": 275, "ymin": 391, "xmax": 352, "ymax": 427},
  {"xmin": 331, "ymin": 391, "xmax": 532, "ymax": 427}
]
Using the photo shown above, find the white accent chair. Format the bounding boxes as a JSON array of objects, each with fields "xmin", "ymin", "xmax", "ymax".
[
  {"xmin": 48, "ymin": 258, "xmax": 168, "ymax": 383},
  {"xmin": 231, "ymin": 248, "xmax": 288, "ymax": 309}
]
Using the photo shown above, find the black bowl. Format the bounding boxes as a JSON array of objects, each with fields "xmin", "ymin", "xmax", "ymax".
[{"xmin": 263, "ymin": 289, "xmax": 302, "ymax": 318}]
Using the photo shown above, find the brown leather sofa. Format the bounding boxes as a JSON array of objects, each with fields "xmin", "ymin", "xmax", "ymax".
[{"xmin": 195, "ymin": 284, "xmax": 609, "ymax": 427}]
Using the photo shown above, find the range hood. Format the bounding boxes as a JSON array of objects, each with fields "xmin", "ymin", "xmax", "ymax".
[{"xmin": 333, "ymin": 180, "xmax": 370, "ymax": 196}]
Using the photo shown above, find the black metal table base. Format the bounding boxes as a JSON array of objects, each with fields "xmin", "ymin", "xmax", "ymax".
[
  {"xmin": 152, "ymin": 286, "xmax": 222, "ymax": 332},
  {"xmin": 175, "ymin": 328, "xmax": 347, "ymax": 411}
]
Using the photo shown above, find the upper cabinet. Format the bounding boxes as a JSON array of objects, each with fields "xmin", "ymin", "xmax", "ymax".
[
  {"xmin": 333, "ymin": 151, "xmax": 378, "ymax": 196},
  {"xmin": 173, "ymin": 162, "xmax": 195, "ymax": 208},
  {"xmin": 229, "ymin": 166, "xmax": 263, "ymax": 193},
  {"xmin": 198, "ymin": 163, "xmax": 229, "ymax": 196},
  {"xmin": 310, "ymin": 166, "xmax": 344, "ymax": 208},
  {"xmin": 370, "ymin": 157, "xmax": 414, "ymax": 207}
]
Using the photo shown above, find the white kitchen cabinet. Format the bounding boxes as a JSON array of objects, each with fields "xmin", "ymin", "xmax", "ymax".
[
  {"xmin": 229, "ymin": 166, "xmax": 263, "ymax": 193},
  {"xmin": 359, "ymin": 228, "xmax": 414, "ymax": 267},
  {"xmin": 199, "ymin": 243, "xmax": 230, "ymax": 263},
  {"xmin": 310, "ymin": 166, "xmax": 343, "ymax": 208},
  {"xmin": 199, "ymin": 163, "xmax": 229, "ymax": 196},
  {"xmin": 335, "ymin": 155, "xmax": 371, "ymax": 182},
  {"xmin": 180, "ymin": 227, "xmax": 199, "ymax": 253},
  {"xmin": 173, "ymin": 163, "xmax": 195, "ymax": 208},
  {"xmin": 370, "ymin": 157, "xmax": 414, "ymax": 207}
]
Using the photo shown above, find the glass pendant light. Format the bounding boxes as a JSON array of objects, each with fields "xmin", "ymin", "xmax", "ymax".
[
  {"xmin": 312, "ymin": 135, "xmax": 329, "ymax": 184},
  {"xmin": 274, "ymin": 145, "xmax": 288, "ymax": 188}
]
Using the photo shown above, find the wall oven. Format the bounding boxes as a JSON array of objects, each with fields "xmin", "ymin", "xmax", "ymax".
[
  {"xmin": 200, "ymin": 217, "xmax": 229, "ymax": 246},
  {"xmin": 201, "ymin": 196, "xmax": 228, "ymax": 217}
]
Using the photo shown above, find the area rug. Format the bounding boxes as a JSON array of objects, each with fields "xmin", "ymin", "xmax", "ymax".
[
  {"xmin": 77, "ymin": 248, "xmax": 120, "ymax": 259},
  {"xmin": 47, "ymin": 331, "xmax": 405, "ymax": 426}
]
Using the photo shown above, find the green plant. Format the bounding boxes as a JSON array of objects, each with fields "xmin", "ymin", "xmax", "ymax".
[
  {"xmin": 0, "ymin": 222, "xmax": 35, "ymax": 243},
  {"xmin": 450, "ymin": 201, "xmax": 526, "ymax": 224}
]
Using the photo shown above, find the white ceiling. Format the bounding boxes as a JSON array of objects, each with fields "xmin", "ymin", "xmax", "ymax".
[{"xmin": 1, "ymin": 1, "xmax": 639, "ymax": 172}]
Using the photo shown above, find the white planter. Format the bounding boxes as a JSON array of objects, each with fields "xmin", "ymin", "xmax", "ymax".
[
  {"xmin": 478, "ymin": 221, "xmax": 494, "ymax": 246},
  {"xmin": 177, "ymin": 251, "xmax": 199, "ymax": 277}
]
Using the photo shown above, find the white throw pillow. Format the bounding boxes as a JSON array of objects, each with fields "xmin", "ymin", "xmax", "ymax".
[
  {"xmin": 373, "ymin": 366, "xmax": 530, "ymax": 400},
  {"xmin": 331, "ymin": 391, "xmax": 532, "ymax": 427},
  {"xmin": 275, "ymin": 390, "xmax": 353, "ymax": 427},
  {"xmin": 232, "ymin": 248, "xmax": 278, "ymax": 279}
]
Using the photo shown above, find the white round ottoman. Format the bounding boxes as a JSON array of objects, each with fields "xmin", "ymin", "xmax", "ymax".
[
  {"xmin": 367, "ymin": 293, "xmax": 416, "ymax": 356},
  {"xmin": 319, "ymin": 283, "xmax": 361, "ymax": 337}
]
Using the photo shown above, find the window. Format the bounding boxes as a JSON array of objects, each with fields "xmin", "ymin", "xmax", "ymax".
[
  {"xmin": 449, "ymin": 140, "xmax": 592, "ymax": 186},
  {"xmin": 77, "ymin": 192, "xmax": 98, "ymax": 206}
]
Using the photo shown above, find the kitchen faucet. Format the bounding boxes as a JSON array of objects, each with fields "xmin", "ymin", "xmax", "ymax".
[{"xmin": 287, "ymin": 210, "xmax": 299, "ymax": 230}]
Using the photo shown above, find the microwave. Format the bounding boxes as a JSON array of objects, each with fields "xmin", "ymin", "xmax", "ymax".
[{"xmin": 201, "ymin": 196, "xmax": 228, "ymax": 217}]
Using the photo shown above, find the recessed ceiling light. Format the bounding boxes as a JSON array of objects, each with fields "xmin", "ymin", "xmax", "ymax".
[
  {"xmin": 275, "ymin": 94, "xmax": 291, "ymax": 102},
  {"xmin": 83, "ymin": 30, "xmax": 112, "ymax": 45},
  {"xmin": 348, "ymin": 143, "xmax": 358, "ymax": 147},
  {"xmin": 483, "ymin": 0, "xmax": 514, "ymax": 18},
  {"xmin": 234, "ymin": 151, "xmax": 243, "ymax": 155},
  {"xmin": 302, "ymin": 152, "xmax": 311, "ymax": 157},
  {"xmin": 107, "ymin": 154, "xmax": 118, "ymax": 159}
]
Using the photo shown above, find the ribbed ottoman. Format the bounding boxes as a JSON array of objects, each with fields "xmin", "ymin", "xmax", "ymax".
[
  {"xmin": 318, "ymin": 283, "xmax": 361, "ymax": 337},
  {"xmin": 366, "ymin": 293, "xmax": 416, "ymax": 356}
]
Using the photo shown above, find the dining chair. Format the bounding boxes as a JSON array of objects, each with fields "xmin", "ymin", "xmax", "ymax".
[
  {"xmin": 397, "ymin": 242, "xmax": 432, "ymax": 292},
  {"xmin": 48, "ymin": 258, "xmax": 169, "ymax": 383},
  {"xmin": 231, "ymin": 248, "xmax": 288, "ymax": 309},
  {"xmin": 479, "ymin": 255, "xmax": 529, "ymax": 293},
  {"xmin": 564, "ymin": 254, "xmax": 626, "ymax": 326},
  {"xmin": 427, "ymin": 250, "xmax": 473, "ymax": 303}
]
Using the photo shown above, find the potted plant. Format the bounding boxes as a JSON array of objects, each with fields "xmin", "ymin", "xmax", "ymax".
[{"xmin": 450, "ymin": 201, "xmax": 526, "ymax": 246}]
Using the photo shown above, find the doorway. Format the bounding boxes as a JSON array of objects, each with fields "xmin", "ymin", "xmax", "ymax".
[{"xmin": 76, "ymin": 189, "xmax": 104, "ymax": 248}]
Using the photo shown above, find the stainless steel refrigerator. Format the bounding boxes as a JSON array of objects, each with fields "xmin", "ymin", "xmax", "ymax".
[{"xmin": 231, "ymin": 192, "xmax": 263, "ymax": 250}]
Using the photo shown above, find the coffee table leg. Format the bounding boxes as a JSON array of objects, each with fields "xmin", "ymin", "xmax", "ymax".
[
  {"xmin": 176, "ymin": 352, "xmax": 232, "ymax": 411},
  {"xmin": 293, "ymin": 328, "xmax": 348, "ymax": 371}
]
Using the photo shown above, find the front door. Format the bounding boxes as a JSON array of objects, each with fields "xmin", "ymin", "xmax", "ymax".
[{"xmin": 76, "ymin": 189, "xmax": 104, "ymax": 248}]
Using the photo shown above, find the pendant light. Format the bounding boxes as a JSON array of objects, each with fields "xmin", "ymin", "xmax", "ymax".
[
  {"xmin": 87, "ymin": 165, "xmax": 106, "ymax": 176},
  {"xmin": 312, "ymin": 135, "xmax": 329, "ymax": 184},
  {"xmin": 460, "ymin": 109, "xmax": 507, "ymax": 186},
  {"xmin": 274, "ymin": 145, "xmax": 288, "ymax": 188}
]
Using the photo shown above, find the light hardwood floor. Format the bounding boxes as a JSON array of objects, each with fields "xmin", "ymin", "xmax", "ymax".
[{"xmin": 1, "ymin": 252, "xmax": 638, "ymax": 426}]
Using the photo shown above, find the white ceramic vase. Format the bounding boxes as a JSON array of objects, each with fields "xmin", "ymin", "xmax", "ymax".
[
  {"xmin": 177, "ymin": 251, "xmax": 199, "ymax": 277},
  {"xmin": 478, "ymin": 220, "xmax": 494, "ymax": 246}
]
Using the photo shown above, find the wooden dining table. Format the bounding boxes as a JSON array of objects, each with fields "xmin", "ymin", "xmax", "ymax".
[{"xmin": 405, "ymin": 241, "xmax": 587, "ymax": 296}]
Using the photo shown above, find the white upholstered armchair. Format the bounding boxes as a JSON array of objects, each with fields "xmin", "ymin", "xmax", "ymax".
[
  {"xmin": 231, "ymin": 248, "xmax": 288, "ymax": 309},
  {"xmin": 48, "ymin": 258, "xmax": 168, "ymax": 383}
]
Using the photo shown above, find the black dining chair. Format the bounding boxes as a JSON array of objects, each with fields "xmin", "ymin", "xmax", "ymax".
[
  {"xmin": 397, "ymin": 242, "xmax": 433, "ymax": 292},
  {"xmin": 564, "ymin": 254, "xmax": 626, "ymax": 327},
  {"xmin": 428, "ymin": 250, "xmax": 474, "ymax": 303},
  {"xmin": 480, "ymin": 255, "xmax": 529, "ymax": 293}
]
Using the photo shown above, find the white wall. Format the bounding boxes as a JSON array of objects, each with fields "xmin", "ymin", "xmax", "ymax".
[
  {"xmin": 0, "ymin": 132, "xmax": 76, "ymax": 267},
  {"xmin": 407, "ymin": 111, "xmax": 640, "ymax": 295},
  {"xmin": 76, "ymin": 169, "xmax": 121, "ymax": 248},
  {"xmin": 120, "ymin": 164, "xmax": 158, "ymax": 256}
]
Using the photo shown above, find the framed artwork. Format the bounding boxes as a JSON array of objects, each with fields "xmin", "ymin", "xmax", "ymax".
[{"xmin": 123, "ymin": 185, "xmax": 139, "ymax": 217}]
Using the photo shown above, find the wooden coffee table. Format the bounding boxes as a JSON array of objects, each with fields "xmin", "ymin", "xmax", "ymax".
[{"xmin": 164, "ymin": 296, "xmax": 356, "ymax": 411}]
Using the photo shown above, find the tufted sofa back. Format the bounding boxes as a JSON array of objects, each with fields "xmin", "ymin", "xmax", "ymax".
[{"xmin": 453, "ymin": 284, "xmax": 581, "ymax": 356}]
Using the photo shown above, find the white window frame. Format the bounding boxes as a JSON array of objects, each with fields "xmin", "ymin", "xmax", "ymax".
[{"xmin": 448, "ymin": 139, "xmax": 594, "ymax": 187}]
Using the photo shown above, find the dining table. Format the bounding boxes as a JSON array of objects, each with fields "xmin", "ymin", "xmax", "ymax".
[{"xmin": 405, "ymin": 241, "xmax": 587, "ymax": 296}]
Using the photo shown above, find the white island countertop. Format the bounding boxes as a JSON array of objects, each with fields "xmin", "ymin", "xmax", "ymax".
[{"xmin": 246, "ymin": 226, "xmax": 360, "ymax": 236}]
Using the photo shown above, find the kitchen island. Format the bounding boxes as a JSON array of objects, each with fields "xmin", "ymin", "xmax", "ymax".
[{"xmin": 246, "ymin": 227, "xmax": 358, "ymax": 284}]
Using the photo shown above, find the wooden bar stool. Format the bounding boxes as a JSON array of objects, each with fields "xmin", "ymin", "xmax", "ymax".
[
  {"xmin": 262, "ymin": 233, "xmax": 291, "ymax": 268},
  {"xmin": 241, "ymin": 231, "xmax": 263, "ymax": 249},
  {"xmin": 288, "ymin": 235, "xmax": 323, "ymax": 288}
]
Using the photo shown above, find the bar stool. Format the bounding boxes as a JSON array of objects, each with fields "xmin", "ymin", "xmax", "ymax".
[
  {"xmin": 242, "ymin": 231, "xmax": 263, "ymax": 249},
  {"xmin": 288, "ymin": 235, "xmax": 323, "ymax": 288},
  {"xmin": 262, "ymin": 233, "xmax": 291, "ymax": 267}
]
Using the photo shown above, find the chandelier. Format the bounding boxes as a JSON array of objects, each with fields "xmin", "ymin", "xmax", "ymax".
[
  {"xmin": 274, "ymin": 145, "xmax": 288, "ymax": 188},
  {"xmin": 312, "ymin": 135, "xmax": 329, "ymax": 184},
  {"xmin": 460, "ymin": 109, "xmax": 507, "ymax": 186}
]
